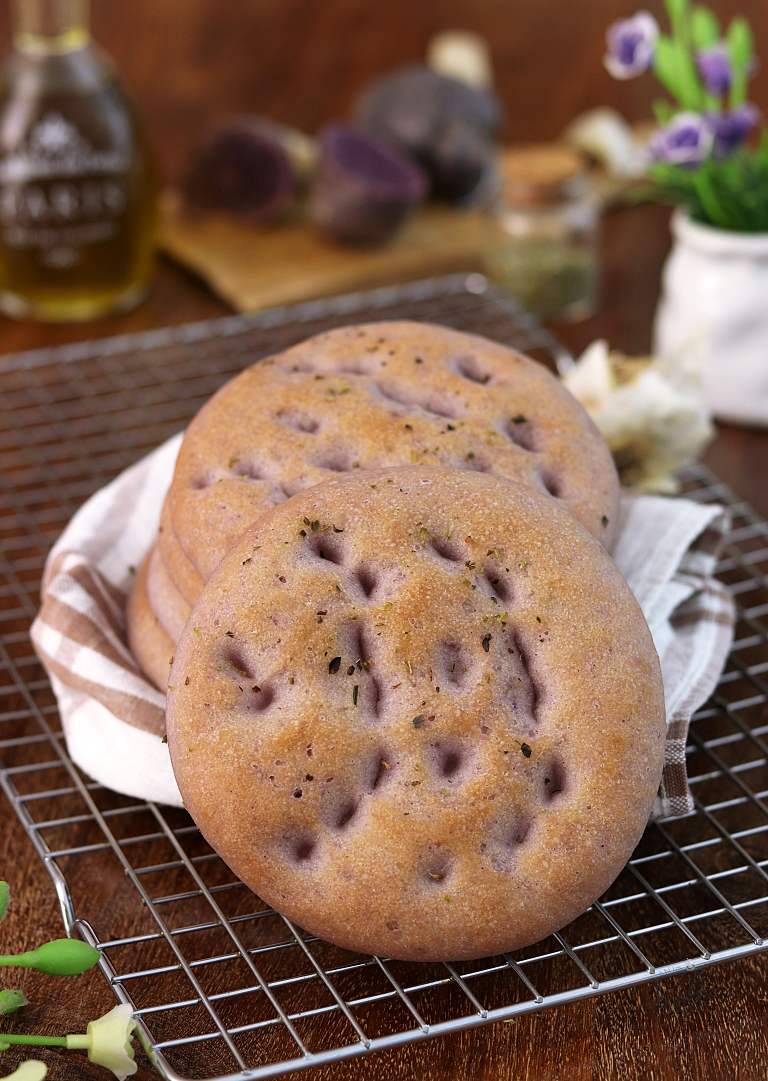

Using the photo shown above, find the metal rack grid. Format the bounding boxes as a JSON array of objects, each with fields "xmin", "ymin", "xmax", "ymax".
[{"xmin": 0, "ymin": 273, "xmax": 767, "ymax": 1080}]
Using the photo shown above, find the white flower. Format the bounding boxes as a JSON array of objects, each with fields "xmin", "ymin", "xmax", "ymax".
[
  {"xmin": 562, "ymin": 339, "xmax": 713, "ymax": 493},
  {"xmin": 562, "ymin": 107, "xmax": 648, "ymax": 178},
  {"xmin": 0, "ymin": 1062, "xmax": 47, "ymax": 1081},
  {"xmin": 66, "ymin": 1004, "xmax": 137, "ymax": 1081}
]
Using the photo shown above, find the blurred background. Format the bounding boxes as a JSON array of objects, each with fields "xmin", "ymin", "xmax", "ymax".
[
  {"xmin": 1, "ymin": 0, "xmax": 764, "ymax": 189},
  {"xmin": 1, "ymin": 0, "xmax": 767, "ymax": 477}
]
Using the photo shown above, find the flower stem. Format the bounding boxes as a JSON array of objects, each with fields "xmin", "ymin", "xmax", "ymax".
[
  {"xmin": 64, "ymin": 1036, "xmax": 89, "ymax": 1050},
  {"xmin": 0, "ymin": 1036, "xmax": 67, "ymax": 1048}
]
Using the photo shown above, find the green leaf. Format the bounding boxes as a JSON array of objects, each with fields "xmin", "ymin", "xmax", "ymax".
[
  {"xmin": 0, "ymin": 883, "xmax": 8, "ymax": 923},
  {"xmin": 0, "ymin": 1040, "xmax": 9, "ymax": 1051},
  {"xmin": 653, "ymin": 31, "xmax": 704, "ymax": 110},
  {"xmin": 0, "ymin": 939, "xmax": 100, "ymax": 976},
  {"xmin": 727, "ymin": 17, "xmax": 754, "ymax": 106},
  {"xmin": 653, "ymin": 36, "xmax": 682, "ymax": 102},
  {"xmin": 727, "ymin": 16, "xmax": 753, "ymax": 67},
  {"xmin": 692, "ymin": 167, "xmax": 730, "ymax": 228},
  {"xmin": 653, "ymin": 98, "xmax": 675, "ymax": 124},
  {"xmin": 665, "ymin": 0, "xmax": 691, "ymax": 40},
  {"xmin": 0, "ymin": 990, "xmax": 28, "ymax": 1016},
  {"xmin": 649, "ymin": 138, "xmax": 768, "ymax": 232},
  {"xmin": 690, "ymin": 6, "xmax": 720, "ymax": 48},
  {"xmin": 672, "ymin": 37, "xmax": 704, "ymax": 109}
]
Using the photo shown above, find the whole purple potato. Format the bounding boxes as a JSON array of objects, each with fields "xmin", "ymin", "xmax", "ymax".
[
  {"xmin": 184, "ymin": 117, "xmax": 314, "ymax": 223},
  {"xmin": 309, "ymin": 124, "xmax": 428, "ymax": 245},
  {"xmin": 355, "ymin": 66, "xmax": 502, "ymax": 201}
]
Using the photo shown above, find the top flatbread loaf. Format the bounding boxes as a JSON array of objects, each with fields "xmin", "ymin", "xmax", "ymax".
[{"xmin": 160, "ymin": 321, "xmax": 619, "ymax": 606}]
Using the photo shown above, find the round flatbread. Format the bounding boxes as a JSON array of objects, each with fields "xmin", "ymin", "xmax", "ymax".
[
  {"xmin": 167, "ymin": 467, "xmax": 664, "ymax": 961},
  {"xmin": 161, "ymin": 321, "xmax": 619, "ymax": 604}
]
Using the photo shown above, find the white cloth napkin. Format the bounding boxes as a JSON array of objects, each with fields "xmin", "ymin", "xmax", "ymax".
[{"xmin": 31, "ymin": 434, "xmax": 734, "ymax": 816}]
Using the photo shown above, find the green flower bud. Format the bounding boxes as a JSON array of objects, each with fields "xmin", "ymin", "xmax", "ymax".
[{"xmin": 0, "ymin": 939, "xmax": 100, "ymax": 976}]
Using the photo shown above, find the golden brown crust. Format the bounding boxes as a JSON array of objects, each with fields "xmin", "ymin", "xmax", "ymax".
[
  {"xmin": 167, "ymin": 467, "xmax": 664, "ymax": 962},
  {"xmin": 157, "ymin": 497, "xmax": 206, "ymax": 607},
  {"xmin": 162, "ymin": 321, "xmax": 619, "ymax": 598},
  {"xmin": 125, "ymin": 547, "xmax": 175, "ymax": 693},
  {"xmin": 146, "ymin": 541, "xmax": 193, "ymax": 642}
]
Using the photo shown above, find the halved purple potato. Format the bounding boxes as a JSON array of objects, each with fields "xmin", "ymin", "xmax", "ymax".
[
  {"xmin": 184, "ymin": 117, "xmax": 314, "ymax": 223},
  {"xmin": 355, "ymin": 66, "xmax": 502, "ymax": 202},
  {"xmin": 309, "ymin": 124, "xmax": 428, "ymax": 245}
]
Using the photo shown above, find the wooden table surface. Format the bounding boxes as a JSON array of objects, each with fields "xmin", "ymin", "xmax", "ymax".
[{"xmin": 1, "ymin": 202, "xmax": 767, "ymax": 1081}]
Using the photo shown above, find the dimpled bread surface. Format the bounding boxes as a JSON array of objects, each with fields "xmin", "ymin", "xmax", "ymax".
[
  {"xmin": 161, "ymin": 320, "xmax": 619, "ymax": 605},
  {"xmin": 166, "ymin": 467, "xmax": 665, "ymax": 962}
]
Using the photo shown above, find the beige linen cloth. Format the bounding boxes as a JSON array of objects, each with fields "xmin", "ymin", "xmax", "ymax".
[{"xmin": 30, "ymin": 433, "xmax": 734, "ymax": 817}]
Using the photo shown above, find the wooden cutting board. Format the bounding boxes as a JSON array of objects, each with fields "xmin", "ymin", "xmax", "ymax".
[{"xmin": 158, "ymin": 189, "xmax": 505, "ymax": 313}]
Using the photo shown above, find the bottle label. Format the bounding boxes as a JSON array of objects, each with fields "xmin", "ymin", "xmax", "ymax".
[{"xmin": 0, "ymin": 111, "xmax": 130, "ymax": 269}]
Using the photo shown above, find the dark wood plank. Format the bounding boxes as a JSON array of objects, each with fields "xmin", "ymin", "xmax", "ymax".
[
  {"xmin": 0, "ymin": 256, "xmax": 229, "ymax": 357},
  {"xmin": 703, "ymin": 425, "xmax": 768, "ymax": 523}
]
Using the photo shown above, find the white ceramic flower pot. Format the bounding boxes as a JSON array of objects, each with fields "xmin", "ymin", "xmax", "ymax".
[{"xmin": 653, "ymin": 209, "xmax": 768, "ymax": 427}]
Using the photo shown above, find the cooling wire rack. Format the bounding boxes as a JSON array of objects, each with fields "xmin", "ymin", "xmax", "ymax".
[{"xmin": 1, "ymin": 273, "xmax": 768, "ymax": 1080}]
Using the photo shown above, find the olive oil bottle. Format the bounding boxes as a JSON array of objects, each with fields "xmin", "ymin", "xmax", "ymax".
[{"xmin": 0, "ymin": 0, "xmax": 158, "ymax": 320}]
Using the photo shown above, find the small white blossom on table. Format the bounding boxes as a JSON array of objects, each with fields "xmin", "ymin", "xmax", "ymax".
[
  {"xmin": 66, "ymin": 1004, "xmax": 137, "ymax": 1081},
  {"xmin": 0, "ymin": 1062, "xmax": 47, "ymax": 1081},
  {"xmin": 562, "ymin": 338, "xmax": 713, "ymax": 493}
]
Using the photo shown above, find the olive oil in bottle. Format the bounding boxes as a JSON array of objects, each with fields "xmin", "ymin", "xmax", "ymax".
[{"xmin": 0, "ymin": 0, "xmax": 158, "ymax": 320}]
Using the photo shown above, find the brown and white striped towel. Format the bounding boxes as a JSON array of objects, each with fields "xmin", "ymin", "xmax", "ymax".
[{"xmin": 30, "ymin": 435, "xmax": 734, "ymax": 816}]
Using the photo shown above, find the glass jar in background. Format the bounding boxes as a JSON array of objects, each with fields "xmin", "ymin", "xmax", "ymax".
[
  {"xmin": 0, "ymin": 0, "xmax": 158, "ymax": 321},
  {"xmin": 484, "ymin": 144, "xmax": 599, "ymax": 321}
]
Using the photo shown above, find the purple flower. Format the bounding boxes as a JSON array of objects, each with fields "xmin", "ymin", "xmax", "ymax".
[
  {"xmin": 696, "ymin": 43, "xmax": 732, "ymax": 97},
  {"xmin": 604, "ymin": 12, "xmax": 660, "ymax": 80},
  {"xmin": 707, "ymin": 103, "xmax": 761, "ymax": 157},
  {"xmin": 649, "ymin": 112, "xmax": 714, "ymax": 167}
]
